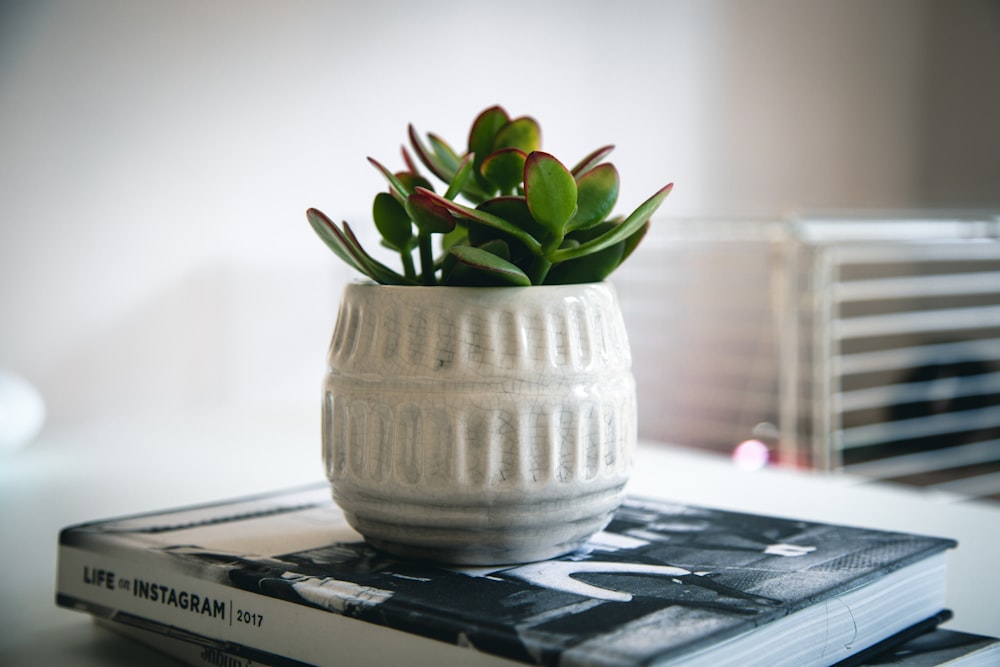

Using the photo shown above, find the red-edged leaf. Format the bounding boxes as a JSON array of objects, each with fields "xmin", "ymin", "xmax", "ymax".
[
  {"xmin": 341, "ymin": 221, "xmax": 417, "ymax": 285},
  {"xmin": 368, "ymin": 157, "xmax": 412, "ymax": 198},
  {"xmin": 549, "ymin": 183, "xmax": 673, "ymax": 263},
  {"xmin": 481, "ymin": 147, "xmax": 527, "ymax": 194},
  {"xmin": 571, "ymin": 145, "xmax": 615, "ymax": 176},
  {"xmin": 408, "ymin": 124, "xmax": 452, "ymax": 183},
  {"xmin": 492, "ymin": 116, "xmax": 541, "ymax": 153},
  {"xmin": 468, "ymin": 105, "xmax": 509, "ymax": 190},
  {"xmin": 372, "ymin": 192, "xmax": 413, "ymax": 250},
  {"xmin": 405, "ymin": 191, "xmax": 456, "ymax": 234},
  {"xmin": 443, "ymin": 152, "xmax": 475, "ymax": 201},
  {"xmin": 524, "ymin": 151, "xmax": 578, "ymax": 238},
  {"xmin": 306, "ymin": 209, "xmax": 414, "ymax": 284},
  {"xmin": 401, "ymin": 145, "xmax": 419, "ymax": 174},
  {"xmin": 415, "ymin": 187, "xmax": 543, "ymax": 255},
  {"xmin": 447, "ymin": 245, "xmax": 532, "ymax": 286},
  {"xmin": 568, "ymin": 163, "xmax": 619, "ymax": 231}
]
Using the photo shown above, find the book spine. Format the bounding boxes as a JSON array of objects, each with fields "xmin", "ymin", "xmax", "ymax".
[
  {"xmin": 97, "ymin": 617, "xmax": 282, "ymax": 667},
  {"xmin": 56, "ymin": 545, "xmax": 516, "ymax": 667}
]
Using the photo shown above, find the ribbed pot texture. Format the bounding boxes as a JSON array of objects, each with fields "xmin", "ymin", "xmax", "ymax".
[{"xmin": 322, "ymin": 282, "xmax": 636, "ymax": 564}]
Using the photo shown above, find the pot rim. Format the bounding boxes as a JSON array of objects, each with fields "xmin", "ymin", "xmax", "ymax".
[{"xmin": 343, "ymin": 279, "xmax": 616, "ymax": 293}]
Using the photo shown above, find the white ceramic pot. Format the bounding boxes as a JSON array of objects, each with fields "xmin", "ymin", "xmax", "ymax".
[{"xmin": 322, "ymin": 282, "xmax": 636, "ymax": 564}]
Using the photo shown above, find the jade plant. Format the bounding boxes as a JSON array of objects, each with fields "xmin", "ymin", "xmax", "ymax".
[{"xmin": 307, "ymin": 105, "xmax": 673, "ymax": 286}]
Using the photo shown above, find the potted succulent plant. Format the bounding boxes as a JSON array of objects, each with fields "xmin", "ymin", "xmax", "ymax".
[{"xmin": 308, "ymin": 105, "xmax": 673, "ymax": 565}]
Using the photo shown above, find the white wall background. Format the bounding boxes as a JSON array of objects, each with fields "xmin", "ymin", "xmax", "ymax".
[{"xmin": 1, "ymin": 0, "xmax": 998, "ymax": 430}]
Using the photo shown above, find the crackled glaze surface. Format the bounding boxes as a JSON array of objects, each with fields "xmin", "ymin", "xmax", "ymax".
[{"xmin": 322, "ymin": 282, "xmax": 636, "ymax": 564}]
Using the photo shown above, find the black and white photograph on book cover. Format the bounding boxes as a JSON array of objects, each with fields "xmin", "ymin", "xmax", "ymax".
[{"xmin": 57, "ymin": 484, "xmax": 956, "ymax": 667}]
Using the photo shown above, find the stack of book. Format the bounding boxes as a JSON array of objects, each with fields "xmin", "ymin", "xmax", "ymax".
[{"xmin": 56, "ymin": 483, "xmax": 999, "ymax": 666}]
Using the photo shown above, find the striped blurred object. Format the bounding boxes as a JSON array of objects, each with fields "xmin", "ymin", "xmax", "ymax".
[{"xmin": 614, "ymin": 214, "xmax": 1000, "ymax": 502}]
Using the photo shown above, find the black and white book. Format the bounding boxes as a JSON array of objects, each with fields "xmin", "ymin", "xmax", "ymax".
[
  {"xmin": 853, "ymin": 625, "xmax": 1000, "ymax": 666},
  {"xmin": 97, "ymin": 611, "xmax": 1000, "ymax": 667},
  {"xmin": 57, "ymin": 483, "xmax": 956, "ymax": 667},
  {"xmin": 858, "ymin": 628, "xmax": 1000, "ymax": 666},
  {"xmin": 829, "ymin": 610, "xmax": 1000, "ymax": 666}
]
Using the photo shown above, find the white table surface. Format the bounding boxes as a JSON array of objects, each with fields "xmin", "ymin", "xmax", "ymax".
[{"xmin": 1, "ymin": 410, "xmax": 997, "ymax": 665}]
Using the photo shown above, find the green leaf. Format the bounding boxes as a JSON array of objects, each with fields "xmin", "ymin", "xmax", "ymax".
[
  {"xmin": 404, "ymin": 191, "xmax": 456, "ymax": 234},
  {"xmin": 571, "ymin": 144, "xmax": 615, "ymax": 176},
  {"xmin": 473, "ymin": 196, "xmax": 548, "ymax": 250},
  {"xmin": 468, "ymin": 106, "xmax": 509, "ymax": 191},
  {"xmin": 620, "ymin": 219, "xmax": 650, "ymax": 265},
  {"xmin": 549, "ymin": 182, "xmax": 673, "ymax": 263},
  {"xmin": 306, "ymin": 209, "xmax": 415, "ymax": 285},
  {"xmin": 466, "ymin": 196, "xmax": 543, "ymax": 266},
  {"xmin": 415, "ymin": 187, "xmax": 543, "ymax": 255},
  {"xmin": 468, "ymin": 105, "xmax": 510, "ymax": 158},
  {"xmin": 492, "ymin": 116, "xmax": 541, "ymax": 154},
  {"xmin": 368, "ymin": 157, "xmax": 412, "ymax": 198},
  {"xmin": 524, "ymin": 151, "xmax": 578, "ymax": 239},
  {"xmin": 341, "ymin": 222, "xmax": 418, "ymax": 285},
  {"xmin": 446, "ymin": 245, "xmax": 532, "ymax": 286},
  {"xmin": 438, "ymin": 226, "xmax": 468, "ymax": 257},
  {"xmin": 306, "ymin": 208, "xmax": 367, "ymax": 275},
  {"xmin": 443, "ymin": 152, "xmax": 475, "ymax": 201},
  {"xmin": 401, "ymin": 145, "xmax": 419, "ymax": 174},
  {"xmin": 545, "ymin": 221, "xmax": 624, "ymax": 284},
  {"xmin": 395, "ymin": 172, "xmax": 434, "ymax": 195},
  {"xmin": 476, "ymin": 238, "xmax": 512, "ymax": 261},
  {"xmin": 545, "ymin": 243, "xmax": 625, "ymax": 284},
  {"xmin": 372, "ymin": 192, "xmax": 413, "ymax": 250},
  {"xmin": 481, "ymin": 148, "xmax": 527, "ymax": 194},
  {"xmin": 408, "ymin": 124, "xmax": 452, "ymax": 183},
  {"xmin": 427, "ymin": 133, "xmax": 461, "ymax": 174},
  {"xmin": 568, "ymin": 163, "xmax": 619, "ymax": 231}
]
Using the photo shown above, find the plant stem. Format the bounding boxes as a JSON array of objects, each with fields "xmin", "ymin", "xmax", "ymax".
[
  {"xmin": 527, "ymin": 256, "xmax": 553, "ymax": 285},
  {"xmin": 528, "ymin": 235, "xmax": 563, "ymax": 285},
  {"xmin": 418, "ymin": 234, "xmax": 436, "ymax": 285},
  {"xmin": 401, "ymin": 250, "xmax": 416, "ymax": 281}
]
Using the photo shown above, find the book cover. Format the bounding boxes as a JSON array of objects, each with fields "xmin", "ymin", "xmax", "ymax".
[
  {"xmin": 96, "ymin": 612, "xmax": 1000, "ymax": 667},
  {"xmin": 57, "ymin": 483, "xmax": 956, "ymax": 667},
  {"xmin": 859, "ymin": 627, "xmax": 1000, "ymax": 666}
]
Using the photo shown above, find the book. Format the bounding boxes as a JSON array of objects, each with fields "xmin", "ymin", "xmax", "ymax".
[
  {"xmin": 57, "ymin": 483, "xmax": 957, "ymax": 667},
  {"xmin": 826, "ymin": 609, "xmax": 1000, "ymax": 666},
  {"xmin": 860, "ymin": 627, "xmax": 1000, "ymax": 667},
  {"xmin": 95, "ymin": 611, "xmax": 1000, "ymax": 667},
  {"xmin": 856, "ymin": 628, "xmax": 1000, "ymax": 666},
  {"xmin": 832, "ymin": 610, "xmax": 955, "ymax": 667}
]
